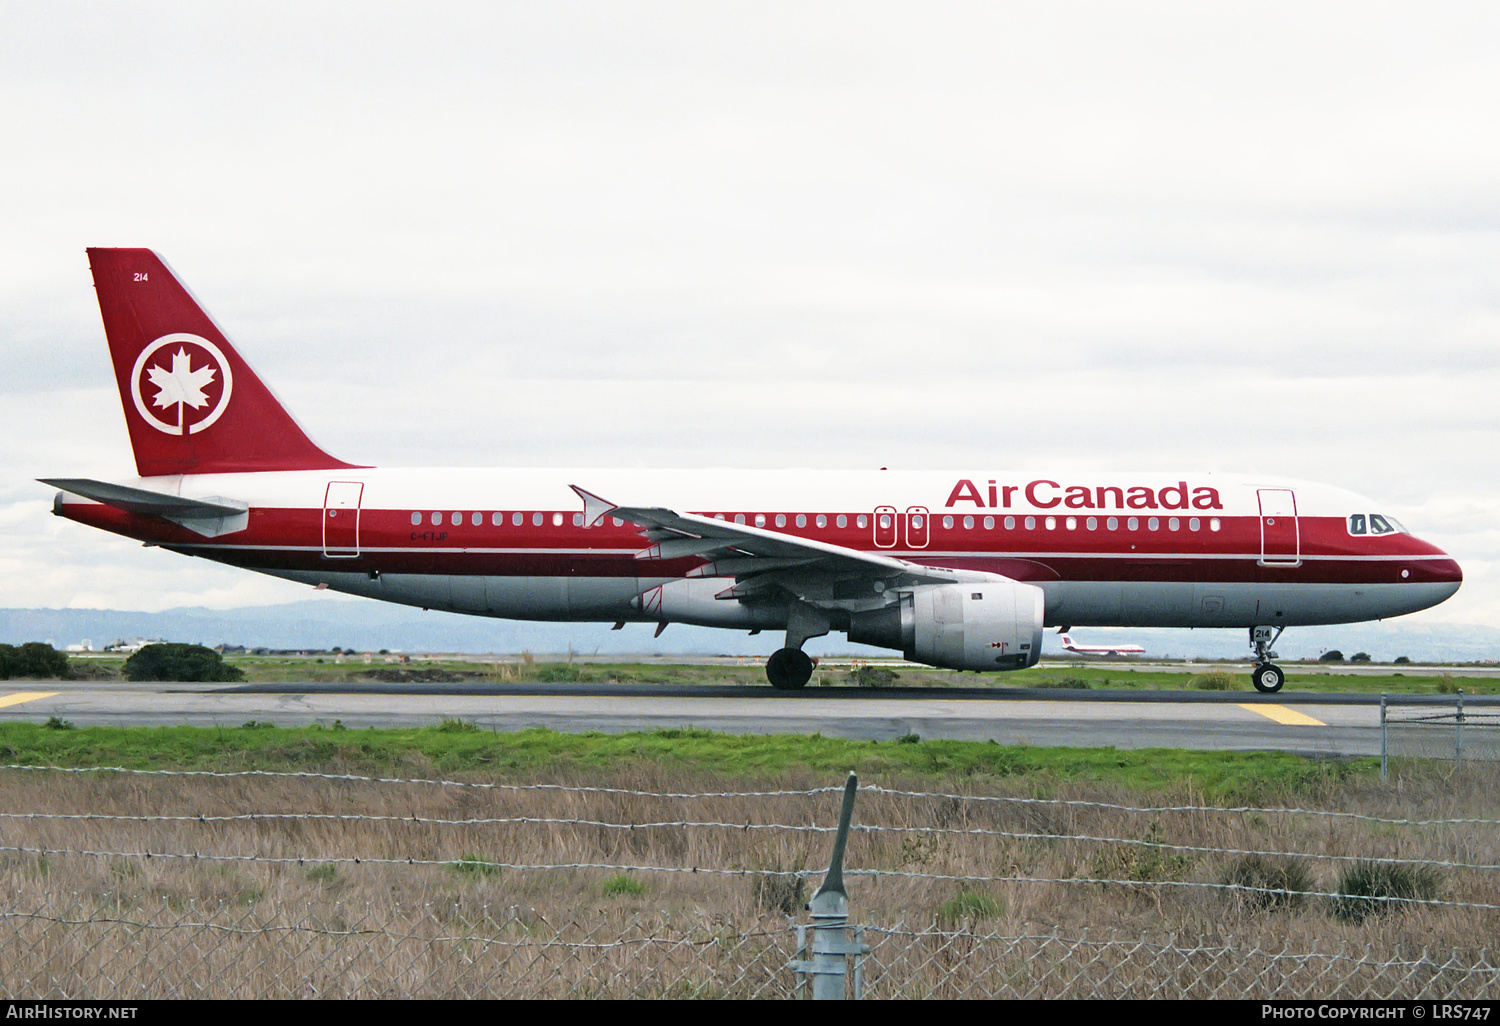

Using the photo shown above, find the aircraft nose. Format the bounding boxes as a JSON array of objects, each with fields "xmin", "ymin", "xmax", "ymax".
[{"xmin": 1430, "ymin": 553, "xmax": 1463, "ymax": 586}]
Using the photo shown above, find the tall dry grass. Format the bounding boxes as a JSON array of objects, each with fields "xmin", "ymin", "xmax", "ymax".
[{"xmin": 2, "ymin": 761, "xmax": 1499, "ymax": 998}]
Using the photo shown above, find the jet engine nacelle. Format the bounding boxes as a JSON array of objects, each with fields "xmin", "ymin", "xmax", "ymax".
[{"xmin": 847, "ymin": 581, "xmax": 1045, "ymax": 671}]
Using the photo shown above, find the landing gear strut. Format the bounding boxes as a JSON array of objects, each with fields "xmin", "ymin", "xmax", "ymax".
[
  {"xmin": 765, "ymin": 601, "xmax": 829, "ymax": 690},
  {"xmin": 1250, "ymin": 626, "xmax": 1285, "ymax": 694}
]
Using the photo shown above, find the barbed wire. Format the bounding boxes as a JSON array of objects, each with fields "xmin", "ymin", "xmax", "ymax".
[
  {"xmin": 0, "ymin": 906, "xmax": 786, "ymax": 951},
  {"xmin": 861, "ymin": 785, "xmax": 1500, "ymax": 827},
  {"xmin": 4, "ymin": 843, "xmax": 1498, "ymax": 913},
  {"xmin": 860, "ymin": 926, "xmax": 1500, "ymax": 977},
  {"xmin": 5, "ymin": 764, "xmax": 1498, "ymax": 828},
  {"xmin": 0, "ymin": 764, "xmax": 838, "ymax": 800},
  {"xmin": 6, "ymin": 810, "xmax": 1500, "ymax": 874}
]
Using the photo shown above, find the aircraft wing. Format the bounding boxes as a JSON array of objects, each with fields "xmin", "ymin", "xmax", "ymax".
[
  {"xmin": 42, "ymin": 478, "xmax": 250, "ymax": 538},
  {"xmin": 571, "ymin": 485, "xmax": 1006, "ymax": 601}
]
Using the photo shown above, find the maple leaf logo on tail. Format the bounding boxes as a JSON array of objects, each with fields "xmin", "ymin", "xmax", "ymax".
[{"xmin": 129, "ymin": 333, "xmax": 234, "ymax": 436}]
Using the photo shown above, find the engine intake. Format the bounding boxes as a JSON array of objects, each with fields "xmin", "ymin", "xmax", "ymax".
[{"xmin": 847, "ymin": 581, "xmax": 1044, "ymax": 671}]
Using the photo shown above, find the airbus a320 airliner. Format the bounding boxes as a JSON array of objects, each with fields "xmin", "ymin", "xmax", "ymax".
[{"xmin": 43, "ymin": 249, "xmax": 1463, "ymax": 693}]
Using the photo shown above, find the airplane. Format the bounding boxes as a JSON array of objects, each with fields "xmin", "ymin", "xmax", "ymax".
[
  {"xmin": 41, "ymin": 249, "xmax": 1464, "ymax": 695},
  {"xmin": 1058, "ymin": 634, "xmax": 1145, "ymax": 657}
]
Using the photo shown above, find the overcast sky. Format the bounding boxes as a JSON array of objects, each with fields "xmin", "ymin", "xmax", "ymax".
[{"xmin": 2, "ymin": 2, "xmax": 1497, "ymax": 630}]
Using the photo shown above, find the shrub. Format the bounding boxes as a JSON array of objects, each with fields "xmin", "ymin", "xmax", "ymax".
[
  {"xmin": 1318, "ymin": 650, "xmax": 1345, "ymax": 663},
  {"xmin": 448, "ymin": 854, "xmax": 501, "ymax": 877},
  {"xmin": 752, "ymin": 873, "xmax": 807, "ymax": 915},
  {"xmin": 0, "ymin": 643, "xmax": 71, "ymax": 680},
  {"xmin": 1331, "ymin": 861, "xmax": 1442, "ymax": 924},
  {"xmin": 1190, "ymin": 671, "xmax": 1238, "ymax": 691},
  {"xmin": 535, "ymin": 663, "xmax": 591, "ymax": 683},
  {"xmin": 1350, "ymin": 652, "xmax": 1372, "ymax": 663},
  {"xmin": 306, "ymin": 864, "xmax": 341, "ymax": 886},
  {"xmin": 848, "ymin": 665, "xmax": 900, "ymax": 688},
  {"xmin": 1045, "ymin": 676, "xmax": 1091, "ymax": 689},
  {"xmin": 601, "ymin": 874, "xmax": 647, "ymax": 898},
  {"xmin": 1221, "ymin": 855, "xmax": 1311, "ymax": 913},
  {"xmin": 938, "ymin": 891, "xmax": 1005, "ymax": 926},
  {"xmin": 1394, "ymin": 656, "xmax": 1411, "ymax": 665},
  {"xmin": 124, "ymin": 644, "xmax": 244, "ymax": 682}
]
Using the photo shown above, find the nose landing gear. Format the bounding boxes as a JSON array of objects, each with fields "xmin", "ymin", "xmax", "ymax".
[{"xmin": 1250, "ymin": 625, "xmax": 1286, "ymax": 694}]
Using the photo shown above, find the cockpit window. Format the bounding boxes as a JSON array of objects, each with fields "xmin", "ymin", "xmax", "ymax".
[{"xmin": 1349, "ymin": 513, "xmax": 1406, "ymax": 536}]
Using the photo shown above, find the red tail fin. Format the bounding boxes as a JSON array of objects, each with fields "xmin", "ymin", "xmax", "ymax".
[{"xmin": 87, "ymin": 248, "xmax": 357, "ymax": 477}]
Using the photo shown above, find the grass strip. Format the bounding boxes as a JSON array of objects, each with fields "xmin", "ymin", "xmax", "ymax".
[{"xmin": 0, "ymin": 721, "xmax": 1373, "ymax": 801}]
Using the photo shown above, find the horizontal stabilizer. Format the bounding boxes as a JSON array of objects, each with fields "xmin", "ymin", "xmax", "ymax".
[{"xmin": 41, "ymin": 478, "xmax": 249, "ymax": 538}]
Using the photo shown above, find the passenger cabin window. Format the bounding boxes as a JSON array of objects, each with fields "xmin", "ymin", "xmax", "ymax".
[
  {"xmin": 410, "ymin": 512, "xmax": 421, "ymax": 526},
  {"xmin": 513, "ymin": 512, "xmax": 523, "ymax": 526},
  {"xmin": 816, "ymin": 514, "xmax": 827, "ymax": 528}
]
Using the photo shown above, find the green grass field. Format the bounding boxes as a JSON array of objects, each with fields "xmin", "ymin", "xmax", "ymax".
[{"xmin": 0, "ymin": 719, "xmax": 1375, "ymax": 801}]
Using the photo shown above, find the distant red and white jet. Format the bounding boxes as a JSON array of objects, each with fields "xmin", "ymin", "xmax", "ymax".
[
  {"xmin": 42, "ymin": 250, "xmax": 1464, "ymax": 694},
  {"xmin": 1058, "ymin": 634, "xmax": 1145, "ymax": 657}
]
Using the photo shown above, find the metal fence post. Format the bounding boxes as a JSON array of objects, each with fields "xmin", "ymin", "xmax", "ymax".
[
  {"xmin": 790, "ymin": 771, "xmax": 869, "ymax": 999},
  {"xmin": 1380, "ymin": 694, "xmax": 1387, "ymax": 783},
  {"xmin": 1456, "ymin": 690, "xmax": 1465, "ymax": 768}
]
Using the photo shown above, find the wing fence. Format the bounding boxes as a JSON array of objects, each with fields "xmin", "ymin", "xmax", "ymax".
[{"xmin": 1, "ymin": 759, "xmax": 1498, "ymax": 999}]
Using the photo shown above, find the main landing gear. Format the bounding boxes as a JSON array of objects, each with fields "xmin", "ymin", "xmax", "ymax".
[
  {"xmin": 765, "ymin": 601, "xmax": 830, "ymax": 691},
  {"xmin": 766, "ymin": 647, "xmax": 814, "ymax": 690},
  {"xmin": 1251, "ymin": 626, "xmax": 1286, "ymax": 694}
]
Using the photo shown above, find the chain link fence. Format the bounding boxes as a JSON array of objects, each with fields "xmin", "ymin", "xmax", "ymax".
[
  {"xmin": 2, "ymin": 763, "xmax": 1499, "ymax": 999},
  {"xmin": 7, "ymin": 899, "xmax": 1498, "ymax": 1000},
  {"xmin": 1382, "ymin": 694, "xmax": 1500, "ymax": 773}
]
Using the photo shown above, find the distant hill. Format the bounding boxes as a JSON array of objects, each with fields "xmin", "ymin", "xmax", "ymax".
[{"xmin": 1, "ymin": 601, "xmax": 1496, "ymax": 663}]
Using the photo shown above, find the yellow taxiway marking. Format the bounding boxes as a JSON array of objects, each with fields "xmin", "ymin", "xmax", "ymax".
[
  {"xmin": 1238, "ymin": 703, "xmax": 1326, "ymax": 726},
  {"xmin": 0, "ymin": 692, "xmax": 59, "ymax": 709}
]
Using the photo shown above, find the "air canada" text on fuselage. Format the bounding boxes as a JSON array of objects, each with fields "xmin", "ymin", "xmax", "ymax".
[{"xmin": 944, "ymin": 479, "xmax": 1225, "ymax": 511}]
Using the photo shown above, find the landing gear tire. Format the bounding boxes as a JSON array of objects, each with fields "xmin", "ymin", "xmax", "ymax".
[
  {"xmin": 1252, "ymin": 664, "xmax": 1285, "ymax": 694},
  {"xmin": 766, "ymin": 648, "xmax": 813, "ymax": 690}
]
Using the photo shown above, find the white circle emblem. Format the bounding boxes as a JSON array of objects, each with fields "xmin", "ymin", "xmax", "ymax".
[{"xmin": 130, "ymin": 333, "xmax": 234, "ymax": 436}]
